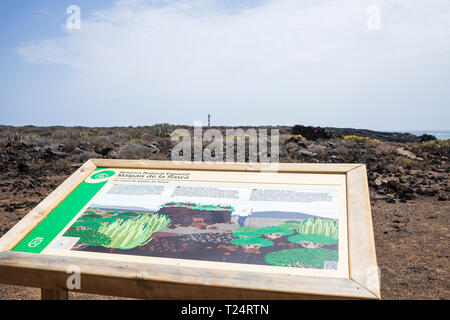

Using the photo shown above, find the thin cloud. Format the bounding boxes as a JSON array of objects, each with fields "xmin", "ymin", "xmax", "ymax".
[{"xmin": 15, "ymin": 0, "xmax": 450, "ymax": 128}]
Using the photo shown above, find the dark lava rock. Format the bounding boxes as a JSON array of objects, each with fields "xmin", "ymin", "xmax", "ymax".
[
  {"xmin": 42, "ymin": 147, "xmax": 66, "ymax": 160},
  {"xmin": 96, "ymin": 146, "xmax": 113, "ymax": 156},
  {"xmin": 437, "ymin": 192, "xmax": 447, "ymax": 201},
  {"xmin": 145, "ymin": 143, "xmax": 161, "ymax": 154},
  {"xmin": 178, "ymin": 232, "xmax": 234, "ymax": 244},
  {"xmin": 158, "ymin": 206, "xmax": 232, "ymax": 228},
  {"xmin": 386, "ymin": 180, "xmax": 401, "ymax": 192},
  {"xmin": 398, "ymin": 191, "xmax": 415, "ymax": 201},
  {"xmin": 417, "ymin": 188, "xmax": 438, "ymax": 197},
  {"xmin": 17, "ymin": 163, "xmax": 30, "ymax": 174},
  {"xmin": 291, "ymin": 125, "xmax": 337, "ymax": 141},
  {"xmin": 26, "ymin": 146, "xmax": 41, "ymax": 153},
  {"xmin": 322, "ymin": 127, "xmax": 431, "ymax": 143},
  {"xmin": 420, "ymin": 134, "xmax": 437, "ymax": 142}
]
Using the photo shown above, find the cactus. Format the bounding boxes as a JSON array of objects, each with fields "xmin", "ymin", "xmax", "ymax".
[
  {"xmin": 98, "ymin": 214, "xmax": 171, "ymax": 250},
  {"xmin": 7, "ymin": 132, "xmax": 24, "ymax": 143},
  {"xmin": 52, "ymin": 130, "xmax": 88, "ymax": 140},
  {"xmin": 294, "ymin": 218, "xmax": 339, "ymax": 239},
  {"xmin": 149, "ymin": 123, "xmax": 178, "ymax": 137}
]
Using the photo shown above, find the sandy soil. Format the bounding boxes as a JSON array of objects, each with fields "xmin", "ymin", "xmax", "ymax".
[{"xmin": 372, "ymin": 197, "xmax": 449, "ymax": 299}]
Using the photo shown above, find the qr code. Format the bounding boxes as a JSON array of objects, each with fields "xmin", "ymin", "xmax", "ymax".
[{"xmin": 324, "ymin": 261, "xmax": 338, "ymax": 270}]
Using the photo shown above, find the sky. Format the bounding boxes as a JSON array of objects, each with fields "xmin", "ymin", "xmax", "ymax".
[{"xmin": 0, "ymin": 0, "xmax": 449, "ymax": 130}]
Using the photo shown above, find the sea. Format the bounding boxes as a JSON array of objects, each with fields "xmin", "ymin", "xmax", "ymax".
[{"xmin": 407, "ymin": 130, "xmax": 450, "ymax": 140}]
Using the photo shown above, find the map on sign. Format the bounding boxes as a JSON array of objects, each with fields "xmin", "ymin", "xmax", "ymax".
[{"xmin": 13, "ymin": 168, "xmax": 349, "ymax": 277}]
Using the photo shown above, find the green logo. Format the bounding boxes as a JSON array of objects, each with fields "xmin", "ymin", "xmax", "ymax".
[
  {"xmin": 92, "ymin": 170, "xmax": 115, "ymax": 180},
  {"xmin": 86, "ymin": 169, "xmax": 116, "ymax": 183},
  {"xmin": 28, "ymin": 237, "xmax": 44, "ymax": 248}
]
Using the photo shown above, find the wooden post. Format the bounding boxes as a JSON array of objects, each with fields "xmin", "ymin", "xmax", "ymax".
[{"xmin": 41, "ymin": 288, "xmax": 69, "ymax": 300}]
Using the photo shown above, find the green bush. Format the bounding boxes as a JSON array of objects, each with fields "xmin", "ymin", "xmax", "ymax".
[
  {"xmin": 64, "ymin": 229, "xmax": 111, "ymax": 247},
  {"xmin": 81, "ymin": 213, "xmax": 103, "ymax": 220},
  {"xmin": 161, "ymin": 202, "xmax": 235, "ymax": 212},
  {"xmin": 95, "ymin": 217, "xmax": 119, "ymax": 224},
  {"xmin": 231, "ymin": 237, "xmax": 273, "ymax": 248},
  {"xmin": 288, "ymin": 234, "xmax": 337, "ymax": 246},
  {"xmin": 285, "ymin": 220, "xmax": 302, "ymax": 224},
  {"xmin": 264, "ymin": 248, "xmax": 338, "ymax": 269},
  {"xmin": 116, "ymin": 212, "xmax": 140, "ymax": 219},
  {"xmin": 232, "ymin": 230, "xmax": 262, "ymax": 238},
  {"xmin": 258, "ymin": 226, "xmax": 294, "ymax": 235},
  {"xmin": 257, "ymin": 226, "xmax": 295, "ymax": 239}
]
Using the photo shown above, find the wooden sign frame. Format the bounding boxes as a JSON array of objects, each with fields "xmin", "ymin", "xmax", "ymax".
[{"xmin": 0, "ymin": 159, "xmax": 380, "ymax": 300}]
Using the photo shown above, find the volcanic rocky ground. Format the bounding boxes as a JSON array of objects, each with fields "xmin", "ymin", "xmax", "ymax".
[{"xmin": 0, "ymin": 124, "xmax": 448, "ymax": 299}]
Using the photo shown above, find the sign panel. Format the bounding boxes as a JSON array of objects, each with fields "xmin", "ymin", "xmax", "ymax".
[
  {"xmin": 13, "ymin": 167, "xmax": 348, "ymax": 278},
  {"xmin": 0, "ymin": 160, "xmax": 380, "ymax": 299}
]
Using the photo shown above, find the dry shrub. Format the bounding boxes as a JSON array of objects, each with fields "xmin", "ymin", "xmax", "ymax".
[
  {"xmin": 385, "ymin": 163, "xmax": 397, "ymax": 173},
  {"xmin": 374, "ymin": 143, "xmax": 395, "ymax": 156},
  {"xmin": 422, "ymin": 139, "xmax": 450, "ymax": 148},
  {"xmin": 421, "ymin": 139, "xmax": 450, "ymax": 155},
  {"xmin": 287, "ymin": 134, "xmax": 304, "ymax": 140},
  {"xmin": 26, "ymin": 137, "xmax": 50, "ymax": 148},
  {"xmin": 279, "ymin": 156, "xmax": 297, "ymax": 163},
  {"xmin": 309, "ymin": 144, "xmax": 327, "ymax": 156},
  {"xmin": 129, "ymin": 130, "xmax": 143, "ymax": 141},
  {"xmin": 334, "ymin": 145, "xmax": 349, "ymax": 156},
  {"xmin": 394, "ymin": 156, "xmax": 419, "ymax": 169},
  {"xmin": 23, "ymin": 133, "xmax": 40, "ymax": 141},
  {"xmin": 54, "ymin": 158, "xmax": 71, "ymax": 171},
  {"xmin": 344, "ymin": 135, "xmax": 381, "ymax": 144},
  {"xmin": 114, "ymin": 144, "xmax": 154, "ymax": 159},
  {"xmin": 342, "ymin": 139, "xmax": 356, "ymax": 149},
  {"xmin": 62, "ymin": 139, "xmax": 80, "ymax": 153},
  {"xmin": 149, "ymin": 153, "xmax": 168, "ymax": 160}
]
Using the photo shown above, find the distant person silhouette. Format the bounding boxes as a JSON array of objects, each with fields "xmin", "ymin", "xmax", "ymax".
[{"xmin": 236, "ymin": 208, "xmax": 252, "ymax": 227}]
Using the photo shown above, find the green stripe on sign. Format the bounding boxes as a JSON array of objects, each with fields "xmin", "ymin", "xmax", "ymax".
[{"xmin": 13, "ymin": 176, "xmax": 107, "ymax": 253}]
